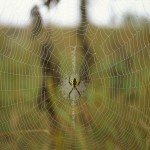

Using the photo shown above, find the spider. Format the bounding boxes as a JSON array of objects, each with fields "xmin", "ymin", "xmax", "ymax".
[{"xmin": 68, "ymin": 76, "xmax": 81, "ymax": 99}]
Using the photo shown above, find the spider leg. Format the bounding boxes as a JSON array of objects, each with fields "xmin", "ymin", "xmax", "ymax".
[
  {"xmin": 78, "ymin": 77, "xmax": 81, "ymax": 86},
  {"xmin": 69, "ymin": 76, "xmax": 72, "ymax": 86},
  {"xmin": 75, "ymin": 88, "xmax": 81, "ymax": 98},
  {"xmin": 68, "ymin": 88, "xmax": 74, "ymax": 99},
  {"xmin": 78, "ymin": 81, "xmax": 80, "ymax": 86}
]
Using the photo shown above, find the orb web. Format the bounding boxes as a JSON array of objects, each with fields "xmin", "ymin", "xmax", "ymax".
[{"xmin": 0, "ymin": 0, "xmax": 150, "ymax": 149}]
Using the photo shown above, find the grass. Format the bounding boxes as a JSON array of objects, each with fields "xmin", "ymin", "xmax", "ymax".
[{"xmin": 0, "ymin": 21, "xmax": 150, "ymax": 149}]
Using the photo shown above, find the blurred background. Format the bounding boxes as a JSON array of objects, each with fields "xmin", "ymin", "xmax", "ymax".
[{"xmin": 0, "ymin": 0, "xmax": 150, "ymax": 149}]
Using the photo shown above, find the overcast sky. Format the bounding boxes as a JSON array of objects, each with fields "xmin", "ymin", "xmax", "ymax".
[{"xmin": 0, "ymin": 0, "xmax": 150, "ymax": 27}]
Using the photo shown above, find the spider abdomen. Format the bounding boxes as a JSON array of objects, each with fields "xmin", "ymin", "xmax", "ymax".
[{"xmin": 72, "ymin": 78, "xmax": 78, "ymax": 88}]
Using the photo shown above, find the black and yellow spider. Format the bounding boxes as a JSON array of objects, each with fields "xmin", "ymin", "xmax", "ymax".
[{"xmin": 68, "ymin": 76, "xmax": 81, "ymax": 99}]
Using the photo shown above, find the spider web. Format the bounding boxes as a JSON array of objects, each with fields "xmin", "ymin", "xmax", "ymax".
[{"xmin": 0, "ymin": 0, "xmax": 150, "ymax": 149}]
